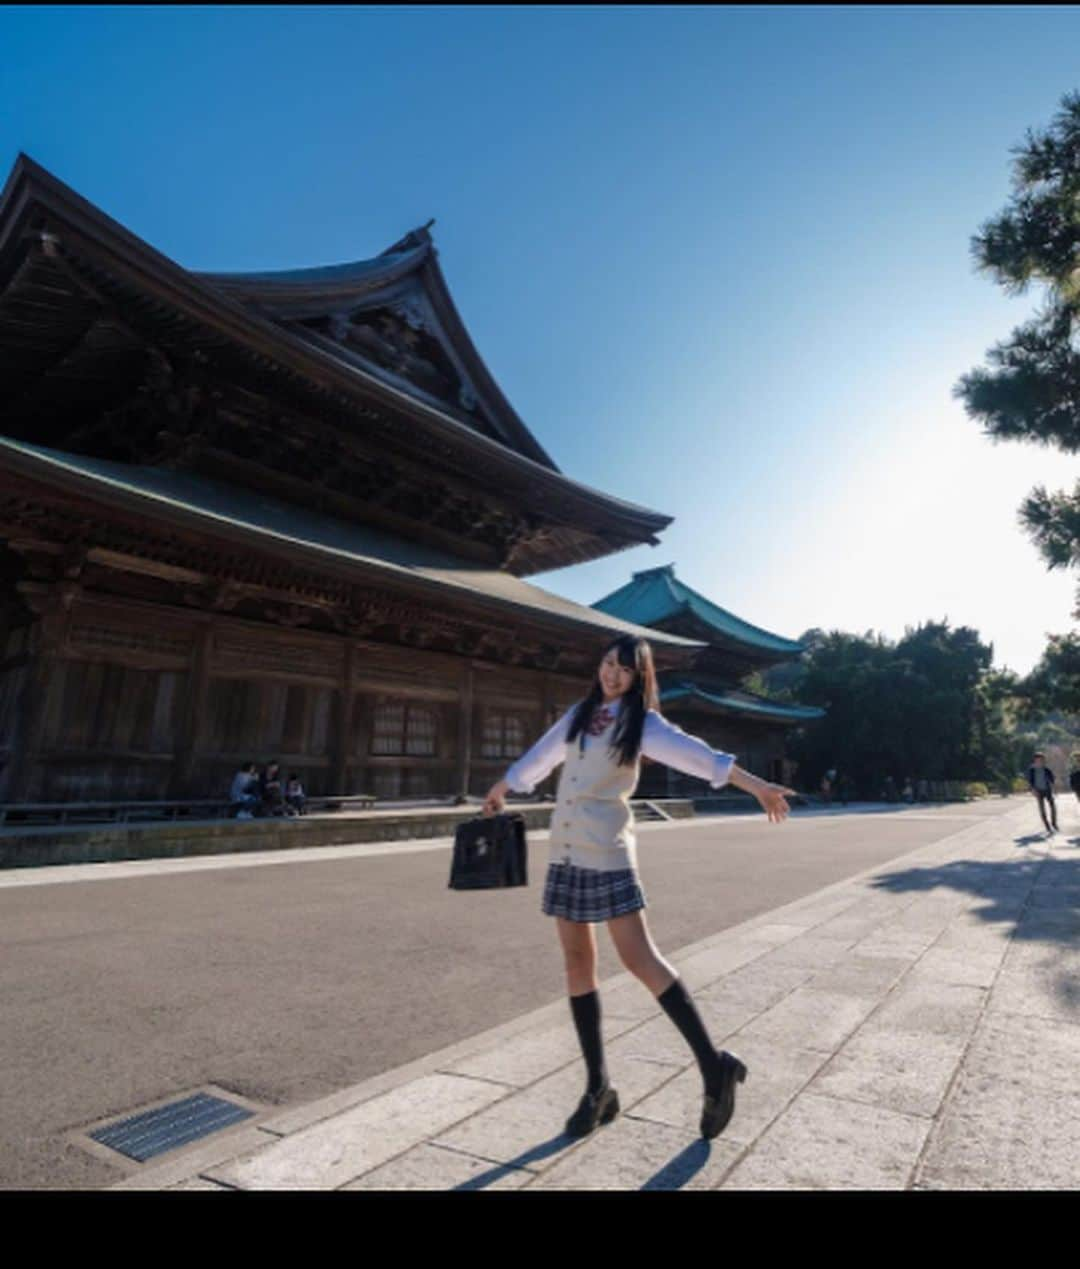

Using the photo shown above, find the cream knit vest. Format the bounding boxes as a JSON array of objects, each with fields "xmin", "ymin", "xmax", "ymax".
[{"xmin": 548, "ymin": 715, "xmax": 640, "ymax": 872}]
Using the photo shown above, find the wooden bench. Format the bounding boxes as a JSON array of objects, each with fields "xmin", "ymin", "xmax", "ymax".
[
  {"xmin": 296, "ymin": 795, "xmax": 377, "ymax": 815},
  {"xmin": 0, "ymin": 799, "xmax": 238, "ymax": 826},
  {"xmin": 0, "ymin": 793, "xmax": 377, "ymax": 827}
]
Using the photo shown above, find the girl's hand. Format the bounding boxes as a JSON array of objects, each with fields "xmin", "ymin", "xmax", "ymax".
[
  {"xmin": 482, "ymin": 780, "xmax": 509, "ymax": 817},
  {"xmin": 754, "ymin": 782, "xmax": 797, "ymax": 824}
]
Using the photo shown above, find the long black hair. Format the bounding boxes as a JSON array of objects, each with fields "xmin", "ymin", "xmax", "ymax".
[{"xmin": 565, "ymin": 635, "xmax": 660, "ymax": 766}]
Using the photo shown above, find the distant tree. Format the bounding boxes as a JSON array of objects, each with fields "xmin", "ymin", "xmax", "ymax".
[
  {"xmin": 1019, "ymin": 630, "xmax": 1080, "ymax": 715},
  {"xmin": 955, "ymin": 91, "xmax": 1080, "ymax": 618},
  {"xmin": 741, "ymin": 670, "xmax": 769, "ymax": 697},
  {"xmin": 974, "ymin": 666, "xmax": 1027, "ymax": 788},
  {"xmin": 784, "ymin": 622, "xmax": 1016, "ymax": 794},
  {"xmin": 752, "ymin": 636, "xmax": 813, "ymax": 703}
]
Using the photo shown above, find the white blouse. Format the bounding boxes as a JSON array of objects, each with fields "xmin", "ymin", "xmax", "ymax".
[{"xmin": 503, "ymin": 698, "xmax": 735, "ymax": 794}]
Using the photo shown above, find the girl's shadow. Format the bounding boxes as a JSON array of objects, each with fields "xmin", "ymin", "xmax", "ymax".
[
  {"xmin": 449, "ymin": 1131, "xmax": 590, "ymax": 1191},
  {"xmin": 451, "ymin": 1128, "xmax": 716, "ymax": 1192},
  {"xmin": 640, "ymin": 1138, "xmax": 713, "ymax": 1190}
]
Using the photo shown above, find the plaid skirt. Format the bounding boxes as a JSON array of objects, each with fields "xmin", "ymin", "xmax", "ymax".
[{"xmin": 542, "ymin": 860, "xmax": 647, "ymax": 923}]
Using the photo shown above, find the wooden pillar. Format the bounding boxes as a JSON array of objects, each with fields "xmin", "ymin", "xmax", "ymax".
[
  {"xmin": 7, "ymin": 586, "xmax": 70, "ymax": 801},
  {"xmin": 333, "ymin": 641, "xmax": 355, "ymax": 794},
  {"xmin": 457, "ymin": 659, "xmax": 475, "ymax": 797},
  {"xmin": 171, "ymin": 619, "xmax": 213, "ymax": 797},
  {"xmin": 541, "ymin": 670, "xmax": 556, "ymax": 728}
]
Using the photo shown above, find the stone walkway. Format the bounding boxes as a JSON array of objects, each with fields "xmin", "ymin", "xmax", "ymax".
[{"xmin": 111, "ymin": 799, "xmax": 1080, "ymax": 1191}]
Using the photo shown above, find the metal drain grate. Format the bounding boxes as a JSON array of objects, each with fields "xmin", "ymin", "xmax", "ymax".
[{"xmin": 88, "ymin": 1092, "xmax": 254, "ymax": 1162}]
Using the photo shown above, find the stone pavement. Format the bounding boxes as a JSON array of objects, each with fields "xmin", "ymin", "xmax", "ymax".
[{"xmin": 110, "ymin": 798, "xmax": 1080, "ymax": 1191}]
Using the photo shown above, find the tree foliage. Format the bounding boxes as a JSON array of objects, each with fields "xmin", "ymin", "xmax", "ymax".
[
  {"xmin": 767, "ymin": 622, "xmax": 1020, "ymax": 795},
  {"xmin": 955, "ymin": 90, "xmax": 1080, "ymax": 615},
  {"xmin": 1018, "ymin": 630, "xmax": 1080, "ymax": 715}
]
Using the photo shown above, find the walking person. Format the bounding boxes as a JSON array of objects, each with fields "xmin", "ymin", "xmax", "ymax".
[
  {"xmin": 1027, "ymin": 751, "xmax": 1059, "ymax": 835},
  {"xmin": 483, "ymin": 635, "xmax": 796, "ymax": 1142},
  {"xmin": 1070, "ymin": 752, "xmax": 1080, "ymax": 809}
]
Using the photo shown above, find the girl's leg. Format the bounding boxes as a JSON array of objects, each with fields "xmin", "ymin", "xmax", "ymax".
[
  {"xmin": 556, "ymin": 917, "xmax": 608, "ymax": 1095},
  {"xmin": 604, "ymin": 910, "xmax": 678, "ymax": 996},
  {"xmin": 556, "ymin": 915, "xmax": 599, "ymax": 995},
  {"xmin": 608, "ymin": 911, "xmax": 745, "ymax": 1116}
]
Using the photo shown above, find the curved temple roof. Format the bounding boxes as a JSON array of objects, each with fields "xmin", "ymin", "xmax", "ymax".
[
  {"xmin": 593, "ymin": 564, "xmax": 806, "ymax": 657},
  {"xmin": 661, "ymin": 682, "xmax": 825, "ymax": 724},
  {"xmin": 0, "ymin": 436, "xmax": 703, "ymax": 657},
  {"xmin": 0, "ymin": 154, "xmax": 674, "ymax": 576},
  {"xmin": 196, "ymin": 221, "xmax": 560, "ymax": 471},
  {"xmin": 199, "ymin": 241, "xmax": 432, "ymax": 298}
]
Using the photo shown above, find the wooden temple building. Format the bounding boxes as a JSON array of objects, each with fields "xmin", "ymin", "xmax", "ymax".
[
  {"xmin": 0, "ymin": 155, "xmax": 709, "ymax": 806},
  {"xmin": 593, "ymin": 565, "xmax": 824, "ymax": 797}
]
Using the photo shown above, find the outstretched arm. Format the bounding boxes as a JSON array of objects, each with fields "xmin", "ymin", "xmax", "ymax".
[
  {"xmin": 483, "ymin": 706, "xmax": 575, "ymax": 815},
  {"xmin": 726, "ymin": 764, "xmax": 797, "ymax": 823},
  {"xmin": 642, "ymin": 711, "xmax": 796, "ymax": 823}
]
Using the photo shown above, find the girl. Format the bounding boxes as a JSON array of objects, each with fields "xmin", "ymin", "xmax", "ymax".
[{"xmin": 483, "ymin": 634, "xmax": 796, "ymax": 1142}]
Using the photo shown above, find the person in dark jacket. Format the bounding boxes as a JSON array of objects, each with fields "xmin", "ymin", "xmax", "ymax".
[
  {"xmin": 1069, "ymin": 752, "xmax": 1080, "ymax": 807},
  {"xmin": 1027, "ymin": 752, "xmax": 1058, "ymax": 834},
  {"xmin": 260, "ymin": 761, "xmax": 286, "ymax": 817}
]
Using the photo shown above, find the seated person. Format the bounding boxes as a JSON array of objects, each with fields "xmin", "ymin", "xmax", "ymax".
[
  {"xmin": 285, "ymin": 774, "xmax": 306, "ymax": 816},
  {"xmin": 260, "ymin": 761, "xmax": 286, "ymax": 816},
  {"xmin": 230, "ymin": 762, "xmax": 260, "ymax": 818}
]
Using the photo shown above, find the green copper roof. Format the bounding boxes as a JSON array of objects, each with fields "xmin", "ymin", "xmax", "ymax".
[
  {"xmin": 593, "ymin": 564, "xmax": 805, "ymax": 655},
  {"xmin": 661, "ymin": 682, "xmax": 825, "ymax": 723}
]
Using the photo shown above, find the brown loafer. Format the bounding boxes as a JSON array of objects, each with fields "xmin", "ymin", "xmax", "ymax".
[
  {"xmin": 565, "ymin": 1085, "xmax": 620, "ymax": 1138},
  {"xmin": 700, "ymin": 1052, "xmax": 748, "ymax": 1140}
]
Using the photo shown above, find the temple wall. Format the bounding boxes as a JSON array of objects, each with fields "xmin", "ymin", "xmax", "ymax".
[
  {"xmin": 0, "ymin": 659, "xmax": 29, "ymax": 801},
  {"xmin": 0, "ymin": 605, "xmax": 34, "ymax": 801},
  {"xmin": 636, "ymin": 710, "xmax": 790, "ymax": 797},
  {"xmin": 1, "ymin": 571, "xmax": 807, "ymax": 807},
  {"xmin": 4, "ymin": 588, "xmax": 590, "ymax": 803}
]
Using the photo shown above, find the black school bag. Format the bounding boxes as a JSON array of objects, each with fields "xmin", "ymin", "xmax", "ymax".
[{"xmin": 448, "ymin": 813, "xmax": 528, "ymax": 890}]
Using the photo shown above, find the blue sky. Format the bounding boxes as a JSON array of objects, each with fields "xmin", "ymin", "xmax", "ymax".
[{"xmin": 2, "ymin": 5, "xmax": 1078, "ymax": 675}]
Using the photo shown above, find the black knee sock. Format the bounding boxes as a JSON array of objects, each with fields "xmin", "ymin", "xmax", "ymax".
[
  {"xmin": 657, "ymin": 977, "xmax": 725, "ymax": 1096},
  {"xmin": 569, "ymin": 990, "xmax": 608, "ymax": 1095}
]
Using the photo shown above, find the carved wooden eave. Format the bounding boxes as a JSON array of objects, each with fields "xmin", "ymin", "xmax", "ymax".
[
  {"xmin": 0, "ymin": 154, "xmax": 672, "ymax": 576},
  {"xmin": 197, "ymin": 223, "xmax": 557, "ymax": 471},
  {"xmin": 0, "ymin": 439, "xmax": 703, "ymax": 678}
]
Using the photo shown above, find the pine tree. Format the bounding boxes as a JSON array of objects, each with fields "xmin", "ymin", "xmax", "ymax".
[{"xmin": 955, "ymin": 91, "xmax": 1080, "ymax": 624}]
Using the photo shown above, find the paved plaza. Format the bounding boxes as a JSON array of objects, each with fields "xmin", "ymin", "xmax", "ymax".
[{"xmin": 104, "ymin": 798, "xmax": 1080, "ymax": 1191}]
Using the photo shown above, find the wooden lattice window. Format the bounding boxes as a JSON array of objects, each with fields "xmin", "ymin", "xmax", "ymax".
[
  {"xmin": 371, "ymin": 701, "xmax": 437, "ymax": 756},
  {"xmin": 480, "ymin": 711, "xmax": 528, "ymax": 760}
]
